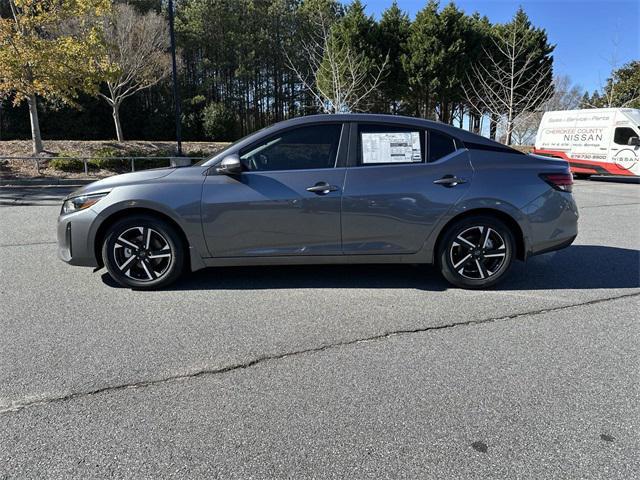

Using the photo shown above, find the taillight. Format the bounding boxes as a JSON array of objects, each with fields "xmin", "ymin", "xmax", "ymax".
[{"xmin": 539, "ymin": 172, "xmax": 573, "ymax": 192}]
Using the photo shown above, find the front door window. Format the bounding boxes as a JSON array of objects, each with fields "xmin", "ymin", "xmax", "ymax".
[
  {"xmin": 613, "ymin": 127, "xmax": 638, "ymax": 146},
  {"xmin": 240, "ymin": 124, "xmax": 342, "ymax": 171}
]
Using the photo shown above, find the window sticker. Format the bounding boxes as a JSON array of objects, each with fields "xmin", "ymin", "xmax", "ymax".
[{"xmin": 361, "ymin": 132, "xmax": 422, "ymax": 164}]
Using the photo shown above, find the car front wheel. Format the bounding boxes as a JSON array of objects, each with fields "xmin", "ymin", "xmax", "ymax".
[
  {"xmin": 438, "ymin": 216, "xmax": 515, "ymax": 289},
  {"xmin": 102, "ymin": 215, "xmax": 185, "ymax": 289}
]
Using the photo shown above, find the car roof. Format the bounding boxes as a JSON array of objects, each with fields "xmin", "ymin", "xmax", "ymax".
[{"xmin": 267, "ymin": 113, "xmax": 509, "ymax": 149}]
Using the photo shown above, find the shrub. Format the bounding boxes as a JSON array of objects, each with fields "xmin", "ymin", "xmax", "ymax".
[
  {"xmin": 50, "ymin": 152, "xmax": 85, "ymax": 172},
  {"xmin": 202, "ymin": 102, "xmax": 236, "ymax": 141},
  {"xmin": 119, "ymin": 148, "xmax": 170, "ymax": 170},
  {"xmin": 89, "ymin": 147, "xmax": 127, "ymax": 171},
  {"xmin": 49, "ymin": 158, "xmax": 85, "ymax": 172}
]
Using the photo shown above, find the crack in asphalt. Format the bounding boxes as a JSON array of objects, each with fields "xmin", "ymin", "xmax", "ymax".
[
  {"xmin": 1, "ymin": 291, "xmax": 638, "ymax": 416},
  {"xmin": 0, "ymin": 241, "xmax": 57, "ymax": 248},
  {"xmin": 579, "ymin": 202, "xmax": 640, "ymax": 209},
  {"xmin": 0, "ymin": 200, "xmax": 64, "ymax": 207}
]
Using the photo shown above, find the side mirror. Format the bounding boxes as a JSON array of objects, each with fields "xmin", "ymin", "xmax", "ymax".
[
  {"xmin": 627, "ymin": 136, "xmax": 640, "ymax": 146},
  {"xmin": 216, "ymin": 154, "xmax": 242, "ymax": 175}
]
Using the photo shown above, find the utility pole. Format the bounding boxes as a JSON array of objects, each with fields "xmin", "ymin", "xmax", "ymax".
[{"xmin": 167, "ymin": 0, "xmax": 182, "ymax": 156}]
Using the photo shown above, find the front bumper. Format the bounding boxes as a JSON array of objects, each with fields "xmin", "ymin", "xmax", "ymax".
[{"xmin": 57, "ymin": 208, "xmax": 100, "ymax": 267}]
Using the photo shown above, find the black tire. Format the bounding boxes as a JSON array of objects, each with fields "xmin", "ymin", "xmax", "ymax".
[
  {"xmin": 102, "ymin": 214, "xmax": 185, "ymax": 289},
  {"xmin": 437, "ymin": 215, "xmax": 515, "ymax": 289},
  {"xmin": 573, "ymin": 173, "xmax": 591, "ymax": 180}
]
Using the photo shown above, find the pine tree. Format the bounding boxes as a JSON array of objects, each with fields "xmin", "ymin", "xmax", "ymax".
[
  {"xmin": 377, "ymin": 1, "xmax": 410, "ymax": 113},
  {"xmin": 402, "ymin": 0, "xmax": 440, "ymax": 119}
]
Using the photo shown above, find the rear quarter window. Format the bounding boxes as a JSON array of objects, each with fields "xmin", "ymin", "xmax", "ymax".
[{"xmin": 429, "ymin": 131, "xmax": 457, "ymax": 162}]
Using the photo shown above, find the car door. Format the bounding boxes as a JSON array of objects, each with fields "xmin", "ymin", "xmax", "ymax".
[
  {"xmin": 201, "ymin": 123, "xmax": 347, "ymax": 257},
  {"xmin": 609, "ymin": 123, "xmax": 640, "ymax": 174},
  {"xmin": 341, "ymin": 122, "xmax": 472, "ymax": 255}
]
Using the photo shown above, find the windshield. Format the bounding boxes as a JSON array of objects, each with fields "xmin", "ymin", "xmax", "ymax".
[{"xmin": 196, "ymin": 126, "xmax": 271, "ymax": 166}]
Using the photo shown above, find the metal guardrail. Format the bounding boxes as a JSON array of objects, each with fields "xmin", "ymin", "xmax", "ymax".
[{"xmin": 0, "ymin": 156, "xmax": 206, "ymax": 175}]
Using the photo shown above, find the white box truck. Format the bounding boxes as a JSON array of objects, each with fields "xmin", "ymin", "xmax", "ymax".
[{"xmin": 533, "ymin": 108, "xmax": 640, "ymax": 177}]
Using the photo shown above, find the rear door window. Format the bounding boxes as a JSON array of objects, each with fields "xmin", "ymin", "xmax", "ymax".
[{"xmin": 358, "ymin": 125, "xmax": 425, "ymax": 165}]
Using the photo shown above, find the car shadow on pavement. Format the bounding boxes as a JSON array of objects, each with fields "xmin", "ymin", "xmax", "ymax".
[
  {"xmin": 500, "ymin": 244, "xmax": 640, "ymax": 291},
  {"xmin": 103, "ymin": 263, "xmax": 451, "ymax": 291},
  {"xmin": 101, "ymin": 245, "xmax": 639, "ymax": 291}
]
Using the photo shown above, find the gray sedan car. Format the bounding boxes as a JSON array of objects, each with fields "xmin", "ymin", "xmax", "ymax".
[{"xmin": 57, "ymin": 114, "xmax": 578, "ymax": 289}]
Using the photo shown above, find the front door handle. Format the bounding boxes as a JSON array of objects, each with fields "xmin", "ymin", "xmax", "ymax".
[
  {"xmin": 433, "ymin": 175, "xmax": 467, "ymax": 187},
  {"xmin": 306, "ymin": 182, "xmax": 339, "ymax": 195}
]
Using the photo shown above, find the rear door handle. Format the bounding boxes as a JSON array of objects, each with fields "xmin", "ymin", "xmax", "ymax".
[
  {"xmin": 433, "ymin": 175, "xmax": 467, "ymax": 187},
  {"xmin": 306, "ymin": 182, "xmax": 339, "ymax": 195}
]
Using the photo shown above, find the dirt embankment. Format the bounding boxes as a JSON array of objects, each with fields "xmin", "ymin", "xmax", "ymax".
[
  {"xmin": 0, "ymin": 140, "xmax": 230, "ymax": 179},
  {"xmin": 0, "ymin": 140, "xmax": 229, "ymax": 158}
]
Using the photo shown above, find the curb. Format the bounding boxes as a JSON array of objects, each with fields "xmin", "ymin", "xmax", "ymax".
[
  {"xmin": 0, "ymin": 178, "xmax": 96, "ymax": 187},
  {"xmin": 589, "ymin": 175, "xmax": 640, "ymax": 185}
]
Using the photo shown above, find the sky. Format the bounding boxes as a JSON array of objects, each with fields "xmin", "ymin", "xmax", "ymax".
[{"xmin": 363, "ymin": 0, "xmax": 640, "ymax": 95}]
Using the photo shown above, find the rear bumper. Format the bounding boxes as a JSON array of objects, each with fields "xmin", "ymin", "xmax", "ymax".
[
  {"xmin": 524, "ymin": 189, "xmax": 579, "ymax": 258},
  {"xmin": 57, "ymin": 208, "xmax": 99, "ymax": 267},
  {"xmin": 530, "ymin": 234, "xmax": 577, "ymax": 257}
]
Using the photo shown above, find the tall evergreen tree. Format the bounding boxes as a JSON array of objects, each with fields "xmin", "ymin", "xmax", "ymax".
[
  {"xmin": 317, "ymin": 0, "xmax": 383, "ymax": 111},
  {"xmin": 431, "ymin": 2, "xmax": 475, "ymax": 124},
  {"xmin": 402, "ymin": 0, "xmax": 440, "ymax": 119},
  {"xmin": 376, "ymin": 1, "xmax": 410, "ymax": 113}
]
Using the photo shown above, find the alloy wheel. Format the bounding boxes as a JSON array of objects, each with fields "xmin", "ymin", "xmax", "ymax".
[
  {"xmin": 113, "ymin": 226, "xmax": 173, "ymax": 281},
  {"xmin": 449, "ymin": 225, "xmax": 507, "ymax": 280}
]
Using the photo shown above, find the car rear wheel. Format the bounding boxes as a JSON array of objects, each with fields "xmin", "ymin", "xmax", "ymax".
[
  {"xmin": 102, "ymin": 215, "xmax": 185, "ymax": 289},
  {"xmin": 438, "ymin": 215, "xmax": 515, "ymax": 289}
]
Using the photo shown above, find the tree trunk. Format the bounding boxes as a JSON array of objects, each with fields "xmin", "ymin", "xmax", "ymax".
[
  {"xmin": 505, "ymin": 121, "xmax": 513, "ymax": 145},
  {"xmin": 489, "ymin": 114, "xmax": 498, "ymax": 140},
  {"xmin": 27, "ymin": 94, "xmax": 44, "ymax": 154},
  {"xmin": 112, "ymin": 102, "xmax": 124, "ymax": 142},
  {"xmin": 440, "ymin": 100, "xmax": 449, "ymax": 123},
  {"xmin": 470, "ymin": 112, "xmax": 480, "ymax": 134}
]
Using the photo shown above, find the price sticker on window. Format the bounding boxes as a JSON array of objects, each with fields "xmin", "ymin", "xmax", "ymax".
[{"xmin": 361, "ymin": 132, "xmax": 421, "ymax": 164}]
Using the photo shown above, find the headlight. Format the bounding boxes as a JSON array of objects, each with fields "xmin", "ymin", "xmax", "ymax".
[{"xmin": 62, "ymin": 193, "xmax": 108, "ymax": 214}]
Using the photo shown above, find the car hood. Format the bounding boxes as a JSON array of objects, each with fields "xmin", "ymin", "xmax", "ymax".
[{"xmin": 66, "ymin": 168, "xmax": 176, "ymax": 198}]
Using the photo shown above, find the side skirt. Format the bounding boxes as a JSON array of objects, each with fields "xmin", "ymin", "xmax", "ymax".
[{"xmin": 201, "ymin": 253, "xmax": 431, "ymax": 268}]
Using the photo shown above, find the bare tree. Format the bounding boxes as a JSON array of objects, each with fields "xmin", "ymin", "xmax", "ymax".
[
  {"xmin": 510, "ymin": 75, "xmax": 584, "ymax": 145},
  {"xmin": 464, "ymin": 20, "xmax": 554, "ymax": 145},
  {"xmin": 582, "ymin": 34, "xmax": 640, "ymax": 109},
  {"xmin": 99, "ymin": 4, "xmax": 171, "ymax": 141},
  {"xmin": 284, "ymin": 10, "xmax": 387, "ymax": 113},
  {"xmin": 601, "ymin": 34, "xmax": 621, "ymax": 108}
]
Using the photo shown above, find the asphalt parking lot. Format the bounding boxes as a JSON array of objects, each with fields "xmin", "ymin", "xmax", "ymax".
[{"xmin": 0, "ymin": 180, "xmax": 639, "ymax": 479}]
